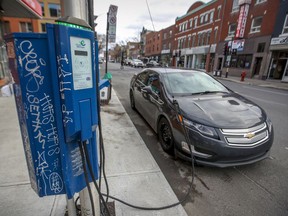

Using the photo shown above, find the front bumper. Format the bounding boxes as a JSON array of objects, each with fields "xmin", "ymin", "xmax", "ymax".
[{"xmin": 173, "ymin": 125, "xmax": 274, "ymax": 168}]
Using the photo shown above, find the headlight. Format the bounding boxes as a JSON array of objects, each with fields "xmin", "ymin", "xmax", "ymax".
[
  {"xmin": 182, "ymin": 118, "xmax": 219, "ymax": 139},
  {"xmin": 266, "ymin": 117, "xmax": 273, "ymax": 133}
]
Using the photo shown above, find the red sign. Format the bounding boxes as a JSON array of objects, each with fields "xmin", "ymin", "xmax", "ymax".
[
  {"xmin": 236, "ymin": 4, "xmax": 249, "ymax": 38},
  {"xmin": 18, "ymin": 0, "xmax": 42, "ymax": 18}
]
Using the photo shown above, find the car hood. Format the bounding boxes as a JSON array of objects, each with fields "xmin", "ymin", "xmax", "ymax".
[{"xmin": 175, "ymin": 93, "xmax": 266, "ymax": 129}]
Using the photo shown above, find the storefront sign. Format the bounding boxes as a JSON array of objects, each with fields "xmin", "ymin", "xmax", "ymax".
[
  {"xmin": 236, "ymin": 4, "xmax": 249, "ymax": 38},
  {"xmin": 232, "ymin": 39, "xmax": 245, "ymax": 51},
  {"xmin": 270, "ymin": 36, "xmax": 288, "ymax": 46},
  {"xmin": 18, "ymin": 0, "xmax": 42, "ymax": 18}
]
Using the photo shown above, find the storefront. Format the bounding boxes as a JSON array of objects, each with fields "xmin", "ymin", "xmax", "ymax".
[
  {"xmin": 0, "ymin": 0, "xmax": 42, "ymax": 88},
  {"xmin": 268, "ymin": 36, "xmax": 288, "ymax": 82}
]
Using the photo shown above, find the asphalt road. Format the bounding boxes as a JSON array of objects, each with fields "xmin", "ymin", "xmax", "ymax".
[{"xmin": 101, "ymin": 62, "xmax": 288, "ymax": 216}]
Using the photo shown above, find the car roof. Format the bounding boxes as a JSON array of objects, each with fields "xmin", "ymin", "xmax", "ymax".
[{"xmin": 142, "ymin": 68, "xmax": 205, "ymax": 74}]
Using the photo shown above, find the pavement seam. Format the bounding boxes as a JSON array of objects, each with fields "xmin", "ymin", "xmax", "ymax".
[
  {"xmin": 0, "ymin": 181, "xmax": 30, "ymax": 187},
  {"xmin": 104, "ymin": 169, "xmax": 161, "ymax": 178}
]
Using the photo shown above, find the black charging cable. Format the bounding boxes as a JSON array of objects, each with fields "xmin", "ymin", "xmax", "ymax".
[
  {"xmin": 83, "ymin": 102, "xmax": 196, "ymax": 211},
  {"xmin": 78, "ymin": 141, "xmax": 96, "ymax": 216},
  {"xmin": 82, "ymin": 141, "xmax": 111, "ymax": 216}
]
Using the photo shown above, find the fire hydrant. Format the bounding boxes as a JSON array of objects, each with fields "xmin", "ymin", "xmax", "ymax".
[{"xmin": 241, "ymin": 71, "xmax": 246, "ymax": 81}]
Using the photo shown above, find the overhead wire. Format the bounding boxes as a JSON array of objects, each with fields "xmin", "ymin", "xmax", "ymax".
[{"xmin": 145, "ymin": 0, "xmax": 156, "ymax": 31}]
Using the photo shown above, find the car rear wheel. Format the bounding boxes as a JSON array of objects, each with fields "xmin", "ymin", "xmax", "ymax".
[
  {"xmin": 158, "ymin": 117, "xmax": 174, "ymax": 155},
  {"xmin": 130, "ymin": 90, "xmax": 136, "ymax": 110}
]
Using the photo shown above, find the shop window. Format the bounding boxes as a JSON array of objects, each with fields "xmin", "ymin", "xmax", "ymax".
[
  {"xmin": 257, "ymin": 43, "xmax": 265, "ymax": 53},
  {"xmin": 41, "ymin": 23, "xmax": 46, "ymax": 32},
  {"xmin": 217, "ymin": 6, "xmax": 221, "ymax": 19},
  {"xmin": 40, "ymin": 3, "xmax": 45, "ymax": 16},
  {"xmin": 255, "ymin": 0, "xmax": 266, "ymax": 5},
  {"xmin": 194, "ymin": 18, "xmax": 198, "ymax": 28},
  {"xmin": 228, "ymin": 23, "xmax": 237, "ymax": 37},
  {"xmin": 230, "ymin": 55, "xmax": 252, "ymax": 69},
  {"xmin": 202, "ymin": 32, "xmax": 207, "ymax": 46},
  {"xmin": 20, "ymin": 22, "xmax": 32, "ymax": 32},
  {"xmin": 1, "ymin": 21, "xmax": 10, "ymax": 37},
  {"xmin": 49, "ymin": 3, "xmax": 61, "ymax": 17},
  {"xmin": 232, "ymin": 0, "xmax": 239, "ymax": 12},
  {"xmin": 214, "ymin": 28, "xmax": 218, "ymax": 43},
  {"xmin": 250, "ymin": 16, "xmax": 263, "ymax": 33},
  {"xmin": 190, "ymin": 19, "xmax": 193, "ymax": 28},
  {"xmin": 210, "ymin": 11, "xmax": 214, "ymax": 22},
  {"xmin": 191, "ymin": 35, "xmax": 196, "ymax": 47},
  {"xmin": 207, "ymin": 31, "xmax": 211, "ymax": 45},
  {"xmin": 205, "ymin": 14, "xmax": 209, "ymax": 23},
  {"xmin": 282, "ymin": 14, "xmax": 288, "ymax": 35},
  {"xmin": 198, "ymin": 34, "xmax": 202, "ymax": 46},
  {"xmin": 200, "ymin": 15, "xmax": 204, "ymax": 24}
]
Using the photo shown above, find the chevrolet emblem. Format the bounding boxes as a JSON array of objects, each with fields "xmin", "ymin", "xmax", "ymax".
[{"xmin": 244, "ymin": 133, "xmax": 255, "ymax": 139}]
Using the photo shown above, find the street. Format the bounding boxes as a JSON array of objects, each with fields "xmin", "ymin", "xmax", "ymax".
[{"xmin": 101, "ymin": 62, "xmax": 288, "ymax": 216}]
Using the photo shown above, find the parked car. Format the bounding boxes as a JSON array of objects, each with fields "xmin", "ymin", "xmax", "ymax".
[
  {"xmin": 146, "ymin": 60, "xmax": 160, "ymax": 67},
  {"xmin": 129, "ymin": 68, "xmax": 274, "ymax": 167},
  {"xmin": 131, "ymin": 59, "xmax": 145, "ymax": 68},
  {"xmin": 124, "ymin": 59, "xmax": 133, "ymax": 66}
]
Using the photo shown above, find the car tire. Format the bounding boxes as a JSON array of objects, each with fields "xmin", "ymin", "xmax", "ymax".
[
  {"xmin": 130, "ymin": 90, "xmax": 136, "ymax": 110},
  {"xmin": 158, "ymin": 117, "xmax": 174, "ymax": 155}
]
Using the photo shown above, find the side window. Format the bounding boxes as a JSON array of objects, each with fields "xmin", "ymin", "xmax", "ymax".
[
  {"xmin": 147, "ymin": 73, "xmax": 160, "ymax": 95},
  {"xmin": 135, "ymin": 71, "xmax": 148, "ymax": 88}
]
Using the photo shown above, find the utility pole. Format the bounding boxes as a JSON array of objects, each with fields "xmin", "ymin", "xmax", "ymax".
[
  {"xmin": 105, "ymin": 12, "xmax": 109, "ymax": 74},
  {"xmin": 60, "ymin": 1, "xmax": 100, "ymax": 215}
]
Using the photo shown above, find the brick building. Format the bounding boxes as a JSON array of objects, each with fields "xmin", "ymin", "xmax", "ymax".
[
  {"xmin": 216, "ymin": 0, "xmax": 280, "ymax": 79},
  {"xmin": 173, "ymin": 0, "xmax": 224, "ymax": 71},
  {"xmin": 38, "ymin": 0, "xmax": 61, "ymax": 32},
  {"xmin": 267, "ymin": 0, "xmax": 288, "ymax": 82},
  {"xmin": 0, "ymin": 0, "xmax": 42, "ymax": 86},
  {"xmin": 145, "ymin": 30, "xmax": 163, "ymax": 62},
  {"xmin": 160, "ymin": 24, "xmax": 175, "ymax": 66}
]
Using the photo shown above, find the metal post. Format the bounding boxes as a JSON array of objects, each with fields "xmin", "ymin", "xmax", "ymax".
[
  {"xmin": 79, "ymin": 184, "xmax": 100, "ymax": 216},
  {"xmin": 66, "ymin": 196, "xmax": 77, "ymax": 216},
  {"xmin": 105, "ymin": 12, "xmax": 109, "ymax": 74},
  {"xmin": 60, "ymin": 1, "xmax": 100, "ymax": 215}
]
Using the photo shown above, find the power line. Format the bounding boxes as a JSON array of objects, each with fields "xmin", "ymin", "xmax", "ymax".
[{"xmin": 145, "ymin": 0, "xmax": 155, "ymax": 31}]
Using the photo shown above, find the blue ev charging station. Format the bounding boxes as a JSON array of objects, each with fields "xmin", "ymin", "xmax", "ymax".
[{"xmin": 5, "ymin": 18, "xmax": 101, "ymax": 199}]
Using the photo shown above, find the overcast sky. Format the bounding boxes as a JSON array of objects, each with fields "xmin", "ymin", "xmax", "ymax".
[{"xmin": 94, "ymin": 0, "xmax": 210, "ymax": 43}]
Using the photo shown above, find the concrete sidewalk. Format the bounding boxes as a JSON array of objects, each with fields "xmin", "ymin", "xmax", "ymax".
[
  {"xmin": 0, "ymin": 89, "xmax": 187, "ymax": 216},
  {"xmin": 215, "ymin": 75, "xmax": 288, "ymax": 91}
]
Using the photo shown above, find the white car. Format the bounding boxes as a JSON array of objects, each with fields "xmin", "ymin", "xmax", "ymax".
[
  {"xmin": 131, "ymin": 59, "xmax": 144, "ymax": 68},
  {"xmin": 146, "ymin": 60, "xmax": 160, "ymax": 67}
]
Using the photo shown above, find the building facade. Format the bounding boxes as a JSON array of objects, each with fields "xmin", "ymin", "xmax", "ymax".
[
  {"xmin": 173, "ymin": 0, "xmax": 224, "ymax": 71},
  {"xmin": 0, "ymin": 0, "xmax": 42, "ymax": 86},
  {"xmin": 126, "ymin": 41, "xmax": 141, "ymax": 59},
  {"xmin": 145, "ymin": 31, "xmax": 163, "ymax": 62},
  {"xmin": 160, "ymin": 24, "xmax": 175, "ymax": 66},
  {"xmin": 216, "ymin": 0, "xmax": 280, "ymax": 79},
  {"xmin": 267, "ymin": 0, "xmax": 288, "ymax": 82},
  {"xmin": 38, "ymin": 0, "xmax": 61, "ymax": 32}
]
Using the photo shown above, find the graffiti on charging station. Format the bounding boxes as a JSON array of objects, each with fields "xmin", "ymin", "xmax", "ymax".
[{"xmin": 12, "ymin": 38, "xmax": 64, "ymax": 196}]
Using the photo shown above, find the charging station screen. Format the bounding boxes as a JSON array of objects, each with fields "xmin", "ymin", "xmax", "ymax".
[{"xmin": 70, "ymin": 36, "xmax": 92, "ymax": 90}]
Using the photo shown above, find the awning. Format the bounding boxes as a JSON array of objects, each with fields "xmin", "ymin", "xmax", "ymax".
[{"xmin": 1, "ymin": 0, "xmax": 42, "ymax": 19}]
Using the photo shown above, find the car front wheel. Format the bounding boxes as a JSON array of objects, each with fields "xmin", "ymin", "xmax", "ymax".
[{"xmin": 158, "ymin": 117, "xmax": 174, "ymax": 155}]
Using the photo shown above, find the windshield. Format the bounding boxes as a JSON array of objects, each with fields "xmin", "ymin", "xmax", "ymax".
[{"xmin": 163, "ymin": 72, "xmax": 229, "ymax": 96}]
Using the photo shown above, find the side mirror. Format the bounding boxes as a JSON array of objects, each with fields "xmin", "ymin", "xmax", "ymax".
[
  {"xmin": 141, "ymin": 86, "xmax": 153, "ymax": 100},
  {"xmin": 141, "ymin": 86, "xmax": 153, "ymax": 94}
]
